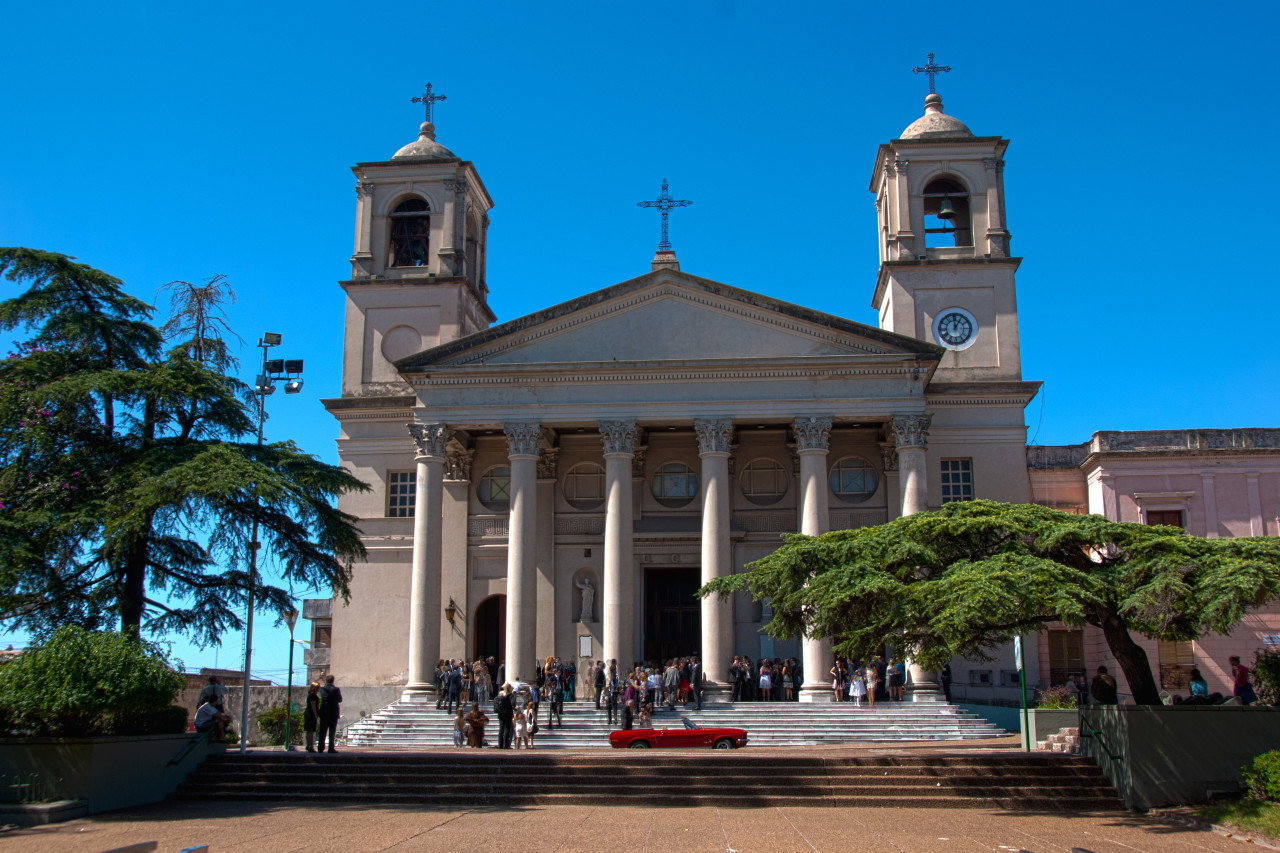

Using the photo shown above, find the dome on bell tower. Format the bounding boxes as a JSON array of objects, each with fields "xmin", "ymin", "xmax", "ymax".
[
  {"xmin": 392, "ymin": 121, "xmax": 457, "ymax": 160},
  {"xmin": 900, "ymin": 94, "xmax": 974, "ymax": 140}
]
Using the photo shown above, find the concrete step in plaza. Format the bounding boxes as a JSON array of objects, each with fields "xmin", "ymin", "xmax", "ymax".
[
  {"xmin": 343, "ymin": 699, "xmax": 1006, "ymax": 749},
  {"xmin": 174, "ymin": 752, "xmax": 1121, "ymax": 810}
]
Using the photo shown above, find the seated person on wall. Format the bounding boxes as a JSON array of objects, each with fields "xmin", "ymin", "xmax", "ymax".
[{"xmin": 194, "ymin": 697, "xmax": 231, "ymax": 742}]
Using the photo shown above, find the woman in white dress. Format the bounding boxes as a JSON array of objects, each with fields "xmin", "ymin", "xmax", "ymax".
[{"xmin": 514, "ymin": 702, "xmax": 530, "ymax": 749}]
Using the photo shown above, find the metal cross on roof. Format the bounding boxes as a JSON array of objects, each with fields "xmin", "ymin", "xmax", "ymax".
[
  {"xmin": 912, "ymin": 53, "xmax": 952, "ymax": 94},
  {"xmin": 636, "ymin": 179, "xmax": 693, "ymax": 251},
  {"xmin": 411, "ymin": 82, "xmax": 447, "ymax": 124}
]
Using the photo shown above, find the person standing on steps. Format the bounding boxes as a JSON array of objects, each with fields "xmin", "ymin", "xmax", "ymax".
[
  {"xmin": 594, "ymin": 660, "xmax": 606, "ymax": 709},
  {"xmin": 1090, "ymin": 666, "xmax": 1118, "ymax": 705},
  {"xmin": 689, "ymin": 657, "xmax": 703, "ymax": 711},
  {"xmin": 495, "ymin": 683, "xmax": 515, "ymax": 749},
  {"xmin": 317, "ymin": 675, "xmax": 343, "ymax": 753},
  {"xmin": 303, "ymin": 682, "xmax": 321, "ymax": 752}
]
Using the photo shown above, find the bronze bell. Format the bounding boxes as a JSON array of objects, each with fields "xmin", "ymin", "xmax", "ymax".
[{"xmin": 937, "ymin": 197, "xmax": 957, "ymax": 221}]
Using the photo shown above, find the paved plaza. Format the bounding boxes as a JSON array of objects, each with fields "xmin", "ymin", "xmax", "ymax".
[{"xmin": 0, "ymin": 800, "xmax": 1263, "ymax": 853}]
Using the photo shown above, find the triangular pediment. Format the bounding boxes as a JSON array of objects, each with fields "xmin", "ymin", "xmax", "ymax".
[{"xmin": 396, "ymin": 270, "xmax": 941, "ymax": 371}]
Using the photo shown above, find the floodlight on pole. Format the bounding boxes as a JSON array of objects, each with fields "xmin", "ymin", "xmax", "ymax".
[{"xmin": 239, "ymin": 332, "xmax": 305, "ymax": 754}]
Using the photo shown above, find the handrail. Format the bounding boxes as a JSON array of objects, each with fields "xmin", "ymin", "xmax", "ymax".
[
  {"xmin": 1077, "ymin": 707, "xmax": 1123, "ymax": 764},
  {"xmin": 166, "ymin": 729, "xmax": 212, "ymax": 767}
]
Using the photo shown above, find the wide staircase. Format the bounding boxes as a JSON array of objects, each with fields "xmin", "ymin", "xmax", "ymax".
[
  {"xmin": 344, "ymin": 698, "xmax": 1006, "ymax": 749},
  {"xmin": 175, "ymin": 752, "xmax": 1122, "ymax": 810}
]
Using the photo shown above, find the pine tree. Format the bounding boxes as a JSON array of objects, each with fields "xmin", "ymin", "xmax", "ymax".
[
  {"xmin": 700, "ymin": 499, "xmax": 1280, "ymax": 705},
  {"xmin": 0, "ymin": 248, "xmax": 367, "ymax": 642}
]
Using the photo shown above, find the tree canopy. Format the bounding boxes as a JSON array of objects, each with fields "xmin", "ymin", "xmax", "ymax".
[
  {"xmin": 0, "ymin": 248, "xmax": 368, "ymax": 643},
  {"xmin": 700, "ymin": 500, "xmax": 1280, "ymax": 705}
]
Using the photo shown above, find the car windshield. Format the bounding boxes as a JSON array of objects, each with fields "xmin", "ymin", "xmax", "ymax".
[{"xmin": 682, "ymin": 717, "xmax": 699, "ymax": 730}]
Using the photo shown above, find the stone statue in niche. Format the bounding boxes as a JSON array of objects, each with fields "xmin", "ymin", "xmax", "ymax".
[{"xmin": 575, "ymin": 577, "xmax": 595, "ymax": 623}]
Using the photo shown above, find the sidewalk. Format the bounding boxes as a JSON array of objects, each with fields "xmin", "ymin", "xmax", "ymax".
[{"xmin": 0, "ymin": 800, "xmax": 1254, "ymax": 853}]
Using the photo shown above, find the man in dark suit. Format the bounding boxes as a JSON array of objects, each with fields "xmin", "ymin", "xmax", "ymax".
[
  {"xmin": 689, "ymin": 657, "xmax": 703, "ymax": 711},
  {"xmin": 317, "ymin": 675, "xmax": 343, "ymax": 753},
  {"xmin": 594, "ymin": 661, "xmax": 606, "ymax": 709},
  {"xmin": 446, "ymin": 665, "xmax": 462, "ymax": 713}
]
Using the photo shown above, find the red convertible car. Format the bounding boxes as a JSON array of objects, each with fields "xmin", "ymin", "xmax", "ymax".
[{"xmin": 608, "ymin": 717, "xmax": 748, "ymax": 749}]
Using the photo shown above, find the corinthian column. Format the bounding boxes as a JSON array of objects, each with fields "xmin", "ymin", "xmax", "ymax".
[
  {"xmin": 599, "ymin": 421, "xmax": 638, "ymax": 672},
  {"xmin": 404, "ymin": 422, "xmax": 451, "ymax": 700},
  {"xmin": 503, "ymin": 423, "xmax": 541, "ymax": 685},
  {"xmin": 793, "ymin": 416, "xmax": 834, "ymax": 703},
  {"xmin": 890, "ymin": 413, "xmax": 942, "ymax": 701},
  {"xmin": 892, "ymin": 414, "xmax": 931, "ymax": 517},
  {"xmin": 696, "ymin": 418, "xmax": 734, "ymax": 691}
]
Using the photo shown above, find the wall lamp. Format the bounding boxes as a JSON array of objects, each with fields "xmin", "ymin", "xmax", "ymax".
[{"xmin": 444, "ymin": 598, "xmax": 458, "ymax": 625}]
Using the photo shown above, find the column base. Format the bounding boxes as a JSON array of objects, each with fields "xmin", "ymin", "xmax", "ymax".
[
  {"xmin": 799, "ymin": 683, "xmax": 836, "ymax": 703},
  {"xmin": 906, "ymin": 685, "xmax": 946, "ymax": 703},
  {"xmin": 399, "ymin": 685, "xmax": 437, "ymax": 703}
]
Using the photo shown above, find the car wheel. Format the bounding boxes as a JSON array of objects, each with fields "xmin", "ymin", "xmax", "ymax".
[
  {"xmin": 712, "ymin": 738, "xmax": 735, "ymax": 750},
  {"xmin": 628, "ymin": 740, "xmax": 651, "ymax": 749}
]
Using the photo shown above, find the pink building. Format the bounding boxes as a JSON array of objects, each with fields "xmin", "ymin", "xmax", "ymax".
[{"xmin": 1028, "ymin": 428, "xmax": 1280, "ymax": 700}]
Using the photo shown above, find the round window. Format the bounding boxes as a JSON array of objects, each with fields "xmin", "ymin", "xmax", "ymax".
[
  {"xmin": 740, "ymin": 458, "xmax": 788, "ymax": 506},
  {"xmin": 650, "ymin": 462, "xmax": 699, "ymax": 508},
  {"xmin": 563, "ymin": 462, "xmax": 605, "ymax": 511},
  {"xmin": 829, "ymin": 456, "xmax": 878, "ymax": 504},
  {"xmin": 477, "ymin": 465, "xmax": 511, "ymax": 511}
]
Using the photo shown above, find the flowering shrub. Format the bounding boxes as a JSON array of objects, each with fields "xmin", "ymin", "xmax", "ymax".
[{"xmin": 1035, "ymin": 685, "xmax": 1078, "ymax": 709}]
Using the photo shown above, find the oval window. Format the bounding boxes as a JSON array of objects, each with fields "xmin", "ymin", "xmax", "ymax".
[
  {"xmin": 650, "ymin": 462, "xmax": 699, "ymax": 508},
  {"xmin": 477, "ymin": 465, "xmax": 511, "ymax": 511},
  {"xmin": 828, "ymin": 456, "xmax": 878, "ymax": 504},
  {"xmin": 740, "ymin": 458, "xmax": 788, "ymax": 506}
]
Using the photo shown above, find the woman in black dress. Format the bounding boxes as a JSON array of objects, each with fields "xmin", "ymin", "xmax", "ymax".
[{"xmin": 303, "ymin": 682, "xmax": 321, "ymax": 752}]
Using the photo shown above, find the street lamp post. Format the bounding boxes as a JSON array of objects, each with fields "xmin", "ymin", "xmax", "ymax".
[
  {"xmin": 238, "ymin": 333, "xmax": 304, "ymax": 754},
  {"xmin": 283, "ymin": 606, "xmax": 299, "ymax": 751}
]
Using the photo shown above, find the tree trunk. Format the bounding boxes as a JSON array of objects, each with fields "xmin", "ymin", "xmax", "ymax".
[
  {"xmin": 119, "ymin": 539, "xmax": 147, "ymax": 638},
  {"xmin": 1098, "ymin": 613, "xmax": 1162, "ymax": 705}
]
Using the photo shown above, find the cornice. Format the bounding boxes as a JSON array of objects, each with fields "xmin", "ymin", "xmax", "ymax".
[{"xmin": 872, "ymin": 257, "xmax": 1024, "ymax": 309}]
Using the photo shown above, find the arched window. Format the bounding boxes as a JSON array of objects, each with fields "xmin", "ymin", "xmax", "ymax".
[
  {"xmin": 388, "ymin": 198, "xmax": 431, "ymax": 267},
  {"xmin": 829, "ymin": 456, "xmax": 878, "ymax": 504},
  {"xmin": 477, "ymin": 465, "xmax": 511, "ymax": 511},
  {"xmin": 740, "ymin": 458, "xmax": 788, "ymax": 506},
  {"xmin": 651, "ymin": 462, "xmax": 699, "ymax": 508},
  {"xmin": 922, "ymin": 178, "xmax": 972, "ymax": 248},
  {"xmin": 563, "ymin": 462, "xmax": 605, "ymax": 510}
]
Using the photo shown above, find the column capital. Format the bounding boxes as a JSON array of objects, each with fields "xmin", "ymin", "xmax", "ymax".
[
  {"xmin": 537, "ymin": 446, "xmax": 560, "ymax": 480},
  {"xmin": 599, "ymin": 420, "xmax": 639, "ymax": 456},
  {"xmin": 408, "ymin": 422, "xmax": 452, "ymax": 459},
  {"xmin": 694, "ymin": 418, "xmax": 734, "ymax": 456},
  {"xmin": 891, "ymin": 414, "xmax": 932, "ymax": 449},
  {"xmin": 792, "ymin": 416, "xmax": 832, "ymax": 452},
  {"xmin": 444, "ymin": 444, "xmax": 474, "ymax": 482},
  {"xmin": 879, "ymin": 440, "xmax": 899, "ymax": 472},
  {"xmin": 503, "ymin": 422, "xmax": 542, "ymax": 458}
]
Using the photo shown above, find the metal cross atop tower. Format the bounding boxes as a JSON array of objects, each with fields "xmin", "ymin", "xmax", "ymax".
[
  {"xmin": 411, "ymin": 82, "xmax": 447, "ymax": 124},
  {"xmin": 912, "ymin": 53, "xmax": 952, "ymax": 94},
  {"xmin": 636, "ymin": 179, "xmax": 693, "ymax": 251}
]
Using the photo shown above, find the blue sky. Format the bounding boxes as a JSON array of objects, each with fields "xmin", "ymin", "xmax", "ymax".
[{"xmin": 2, "ymin": 1, "xmax": 1277, "ymax": 683}]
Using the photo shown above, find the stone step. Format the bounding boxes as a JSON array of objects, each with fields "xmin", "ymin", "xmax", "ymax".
[{"xmin": 176, "ymin": 751, "xmax": 1121, "ymax": 811}]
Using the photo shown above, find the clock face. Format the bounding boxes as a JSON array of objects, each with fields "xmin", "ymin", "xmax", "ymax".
[{"xmin": 932, "ymin": 308, "xmax": 978, "ymax": 351}]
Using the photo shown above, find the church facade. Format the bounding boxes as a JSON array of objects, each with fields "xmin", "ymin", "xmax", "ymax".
[{"xmin": 313, "ymin": 93, "xmax": 1279, "ymax": 705}]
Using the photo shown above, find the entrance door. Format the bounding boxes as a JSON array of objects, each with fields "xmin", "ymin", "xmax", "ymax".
[
  {"xmin": 643, "ymin": 568, "xmax": 701, "ymax": 664},
  {"xmin": 473, "ymin": 595, "xmax": 506, "ymax": 663}
]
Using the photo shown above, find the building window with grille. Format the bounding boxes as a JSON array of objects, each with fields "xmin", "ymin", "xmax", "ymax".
[
  {"xmin": 478, "ymin": 466, "xmax": 511, "ymax": 511},
  {"xmin": 741, "ymin": 458, "xmax": 788, "ymax": 506},
  {"xmin": 651, "ymin": 462, "xmax": 699, "ymax": 508},
  {"xmin": 1048, "ymin": 629, "xmax": 1084, "ymax": 687},
  {"xmin": 940, "ymin": 458, "xmax": 973, "ymax": 503},
  {"xmin": 564, "ymin": 462, "xmax": 605, "ymax": 510},
  {"xmin": 387, "ymin": 471, "xmax": 415, "ymax": 517},
  {"xmin": 828, "ymin": 456, "xmax": 878, "ymax": 504},
  {"xmin": 1146, "ymin": 509, "xmax": 1184, "ymax": 529},
  {"xmin": 1158, "ymin": 639, "xmax": 1195, "ymax": 689}
]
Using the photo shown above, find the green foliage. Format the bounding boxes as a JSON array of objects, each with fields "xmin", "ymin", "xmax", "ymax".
[
  {"xmin": 256, "ymin": 705, "xmax": 303, "ymax": 746},
  {"xmin": 1243, "ymin": 751, "xmax": 1280, "ymax": 801},
  {"xmin": 0, "ymin": 248, "xmax": 368, "ymax": 641},
  {"xmin": 701, "ymin": 500, "xmax": 1280, "ymax": 706},
  {"xmin": 1254, "ymin": 648, "xmax": 1280, "ymax": 706},
  {"xmin": 0, "ymin": 626, "xmax": 184, "ymax": 736},
  {"xmin": 1034, "ymin": 685, "xmax": 1077, "ymax": 709},
  {"xmin": 1197, "ymin": 799, "xmax": 1280, "ymax": 840}
]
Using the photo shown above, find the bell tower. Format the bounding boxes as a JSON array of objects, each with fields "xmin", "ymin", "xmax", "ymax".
[
  {"xmin": 869, "ymin": 79, "xmax": 1023, "ymax": 381},
  {"xmin": 340, "ymin": 88, "xmax": 495, "ymax": 395}
]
